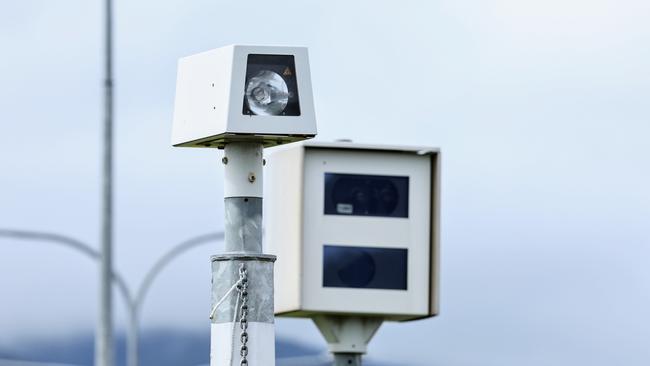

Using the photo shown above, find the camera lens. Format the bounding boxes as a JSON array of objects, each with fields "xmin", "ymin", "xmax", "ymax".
[
  {"xmin": 328, "ymin": 247, "xmax": 376, "ymax": 288},
  {"xmin": 245, "ymin": 70, "xmax": 289, "ymax": 115},
  {"xmin": 325, "ymin": 174, "xmax": 407, "ymax": 217},
  {"xmin": 323, "ymin": 245, "xmax": 408, "ymax": 290}
]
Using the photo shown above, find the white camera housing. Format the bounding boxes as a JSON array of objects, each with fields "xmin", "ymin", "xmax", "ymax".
[
  {"xmin": 172, "ymin": 45, "xmax": 317, "ymax": 148},
  {"xmin": 265, "ymin": 141, "xmax": 440, "ymax": 321}
]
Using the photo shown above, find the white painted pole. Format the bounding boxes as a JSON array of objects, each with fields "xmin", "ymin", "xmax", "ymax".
[{"xmin": 210, "ymin": 142, "xmax": 276, "ymax": 366}]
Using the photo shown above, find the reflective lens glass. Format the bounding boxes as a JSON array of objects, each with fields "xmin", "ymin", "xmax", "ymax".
[
  {"xmin": 245, "ymin": 70, "xmax": 289, "ymax": 116},
  {"xmin": 242, "ymin": 54, "xmax": 301, "ymax": 116},
  {"xmin": 323, "ymin": 245, "xmax": 408, "ymax": 290},
  {"xmin": 324, "ymin": 173, "xmax": 409, "ymax": 218}
]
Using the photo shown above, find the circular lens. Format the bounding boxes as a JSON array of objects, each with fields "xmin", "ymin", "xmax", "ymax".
[
  {"xmin": 337, "ymin": 250, "xmax": 376, "ymax": 288},
  {"xmin": 373, "ymin": 180, "xmax": 399, "ymax": 215},
  {"xmin": 331, "ymin": 177, "xmax": 399, "ymax": 216},
  {"xmin": 245, "ymin": 70, "xmax": 289, "ymax": 115}
]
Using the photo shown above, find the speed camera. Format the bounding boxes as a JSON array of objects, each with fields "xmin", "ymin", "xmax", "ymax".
[
  {"xmin": 265, "ymin": 141, "xmax": 440, "ymax": 321},
  {"xmin": 171, "ymin": 45, "xmax": 317, "ymax": 148}
]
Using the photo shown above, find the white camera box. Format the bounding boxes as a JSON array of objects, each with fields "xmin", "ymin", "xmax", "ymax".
[
  {"xmin": 172, "ymin": 45, "xmax": 317, "ymax": 148},
  {"xmin": 265, "ymin": 141, "xmax": 440, "ymax": 321}
]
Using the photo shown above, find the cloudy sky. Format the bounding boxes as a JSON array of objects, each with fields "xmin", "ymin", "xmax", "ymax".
[{"xmin": 1, "ymin": 0, "xmax": 649, "ymax": 365}]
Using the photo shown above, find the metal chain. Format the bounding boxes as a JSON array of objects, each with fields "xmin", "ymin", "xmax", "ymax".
[{"xmin": 237, "ymin": 264, "xmax": 250, "ymax": 366}]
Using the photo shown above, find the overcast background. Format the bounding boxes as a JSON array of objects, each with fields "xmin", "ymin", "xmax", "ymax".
[{"xmin": 1, "ymin": 0, "xmax": 649, "ymax": 365}]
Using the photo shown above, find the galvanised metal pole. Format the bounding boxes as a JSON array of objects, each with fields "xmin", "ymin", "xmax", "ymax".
[
  {"xmin": 210, "ymin": 143, "xmax": 276, "ymax": 365},
  {"xmin": 97, "ymin": 0, "xmax": 114, "ymax": 364}
]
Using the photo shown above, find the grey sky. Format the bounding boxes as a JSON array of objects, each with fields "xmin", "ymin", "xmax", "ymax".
[{"xmin": 1, "ymin": 0, "xmax": 649, "ymax": 365}]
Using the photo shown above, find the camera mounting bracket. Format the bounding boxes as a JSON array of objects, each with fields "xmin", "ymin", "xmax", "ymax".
[{"xmin": 312, "ymin": 315, "xmax": 383, "ymax": 363}]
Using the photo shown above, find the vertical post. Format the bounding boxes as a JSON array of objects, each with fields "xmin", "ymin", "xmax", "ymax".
[
  {"xmin": 127, "ymin": 307, "xmax": 139, "ymax": 366},
  {"xmin": 333, "ymin": 354, "xmax": 362, "ymax": 366},
  {"xmin": 97, "ymin": 0, "xmax": 114, "ymax": 365},
  {"xmin": 210, "ymin": 142, "xmax": 276, "ymax": 366}
]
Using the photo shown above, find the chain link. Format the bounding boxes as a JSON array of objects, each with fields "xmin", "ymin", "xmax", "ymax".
[{"xmin": 237, "ymin": 264, "xmax": 250, "ymax": 366}]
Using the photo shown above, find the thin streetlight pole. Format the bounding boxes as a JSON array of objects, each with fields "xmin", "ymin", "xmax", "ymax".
[
  {"xmin": 99, "ymin": 0, "xmax": 115, "ymax": 364},
  {"xmin": 1, "ymin": 229, "xmax": 224, "ymax": 366},
  {"xmin": 127, "ymin": 232, "xmax": 225, "ymax": 366},
  {"xmin": 0, "ymin": 230, "xmax": 132, "ymax": 321}
]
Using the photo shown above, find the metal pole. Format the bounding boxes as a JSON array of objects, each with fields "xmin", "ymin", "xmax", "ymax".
[
  {"xmin": 210, "ymin": 142, "xmax": 276, "ymax": 365},
  {"xmin": 128, "ymin": 232, "xmax": 224, "ymax": 366},
  {"xmin": 0, "ymin": 230, "xmax": 132, "ymax": 313},
  {"xmin": 333, "ymin": 354, "xmax": 362, "ymax": 366},
  {"xmin": 98, "ymin": 0, "xmax": 114, "ymax": 364},
  {"xmin": 0, "ymin": 229, "xmax": 224, "ymax": 366},
  {"xmin": 126, "ymin": 307, "xmax": 139, "ymax": 366}
]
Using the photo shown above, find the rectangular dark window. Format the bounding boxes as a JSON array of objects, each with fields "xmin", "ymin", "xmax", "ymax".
[
  {"xmin": 324, "ymin": 173, "xmax": 409, "ymax": 218},
  {"xmin": 242, "ymin": 54, "xmax": 300, "ymax": 116},
  {"xmin": 323, "ymin": 245, "xmax": 408, "ymax": 290}
]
